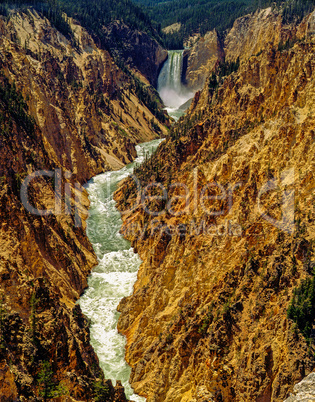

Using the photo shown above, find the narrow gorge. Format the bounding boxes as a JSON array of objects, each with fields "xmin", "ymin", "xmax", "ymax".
[
  {"xmin": 0, "ymin": 7, "xmax": 168, "ymax": 400},
  {"xmin": 78, "ymin": 42, "xmax": 191, "ymax": 402},
  {"xmin": 79, "ymin": 139, "xmax": 162, "ymax": 402},
  {"xmin": 0, "ymin": 1, "xmax": 314, "ymax": 402}
]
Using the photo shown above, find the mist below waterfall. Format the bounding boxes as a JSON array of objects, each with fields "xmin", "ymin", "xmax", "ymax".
[{"xmin": 157, "ymin": 50, "xmax": 193, "ymax": 120}]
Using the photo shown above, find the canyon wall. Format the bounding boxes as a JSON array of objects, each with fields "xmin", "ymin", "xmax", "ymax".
[
  {"xmin": 115, "ymin": 8, "xmax": 315, "ymax": 402},
  {"xmin": 0, "ymin": 9, "xmax": 167, "ymax": 401},
  {"xmin": 183, "ymin": 7, "xmax": 301, "ymax": 92},
  {"xmin": 183, "ymin": 30, "xmax": 224, "ymax": 91},
  {"xmin": 102, "ymin": 21, "xmax": 168, "ymax": 88}
]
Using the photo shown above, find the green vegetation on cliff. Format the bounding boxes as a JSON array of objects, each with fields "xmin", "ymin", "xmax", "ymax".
[
  {"xmin": 208, "ymin": 58, "xmax": 240, "ymax": 92},
  {"xmin": 288, "ymin": 274, "xmax": 315, "ymax": 341},
  {"xmin": 288, "ymin": 240, "xmax": 315, "ymax": 341},
  {"xmin": 0, "ymin": 73, "xmax": 35, "ymax": 137},
  {"xmin": 0, "ymin": 0, "xmax": 160, "ymax": 42},
  {"xmin": 0, "ymin": 0, "xmax": 74, "ymax": 39},
  {"xmin": 133, "ymin": 0, "xmax": 315, "ymax": 48},
  {"xmin": 1, "ymin": 0, "xmax": 315, "ymax": 50}
]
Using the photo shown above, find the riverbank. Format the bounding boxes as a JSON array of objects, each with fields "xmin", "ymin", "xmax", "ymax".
[{"xmin": 79, "ymin": 139, "xmax": 163, "ymax": 401}]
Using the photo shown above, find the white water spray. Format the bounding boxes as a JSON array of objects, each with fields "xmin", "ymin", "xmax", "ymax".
[{"xmin": 157, "ymin": 50, "xmax": 193, "ymax": 120}]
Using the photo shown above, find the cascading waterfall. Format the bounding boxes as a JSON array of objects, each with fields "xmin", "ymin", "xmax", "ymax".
[
  {"xmin": 157, "ymin": 50, "xmax": 193, "ymax": 120},
  {"xmin": 79, "ymin": 139, "xmax": 163, "ymax": 402}
]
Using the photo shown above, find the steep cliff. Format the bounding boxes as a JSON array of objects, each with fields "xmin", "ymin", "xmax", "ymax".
[
  {"xmin": 183, "ymin": 30, "xmax": 224, "ymax": 91},
  {"xmin": 0, "ymin": 10, "xmax": 169, "ymax": 181},
  {"xmin": 224, "ymin": 7, "xmax": 283, "ymax": 63},
  {"xmin": 102, "ymin": 21, "xmax": 168, "ymax": 88},
  {"xmin": 0, "ymin": 9, "xmax": 168, "ymax": 401},
  {"xmin": 182, "ymin": 7, "xmax": 300, "ymax": 93},
  {"xmin": 114, "ymin": 8, "xmax": 315, "ymax": 402}
]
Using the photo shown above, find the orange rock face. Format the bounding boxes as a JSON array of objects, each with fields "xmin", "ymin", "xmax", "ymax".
[
  {"xmin": 182, "ymin": 7, "xmax": 307, "ymax": 93},
  {"xmin": 0, "ymin": 9, "xmax": 168, "ymax": 401},
  {"xmin": 183, "ymin": 30, "xmax": 224, "ymax": 91},
  {"xmin": 114, "ymin": 9, "xmax": 315, "ymax": 402}
]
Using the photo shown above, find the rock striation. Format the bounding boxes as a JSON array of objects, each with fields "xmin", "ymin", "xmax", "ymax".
[
  {"xmin": 0, "ymin": 9, "xmax": 168, "ymax": 401},
  {"xmin": 114, "ymin": 7, "xmax": 315, "ymax": 402},
  {"xmin": 182, "ymin": 7, "xmax": 302, "ymax": 92},
  {"xmin": 183, "ymin": 30, "xmax": 224, "ymax": 91}
]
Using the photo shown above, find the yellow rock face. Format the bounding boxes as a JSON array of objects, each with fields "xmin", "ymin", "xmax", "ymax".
[
  {"xmin": 114, "ymin": 9, "xmax": 315, "ymax": 402},
  {"xmin": 0, "ymin": 10, "xmax": 168, "ymax": 182},
  {"xmin": 184, "ymin": 30, "xmax": 224, "ymax": 91},
  {"xmin": 183, "ymin": 7, "xmax": 306, "ymax": 93},
  {"xmin": 0, "ymin": 9, "xmax": 167, "ymax": 401},
  {"xmin": 224, "ymin": 8, "xmax": 283, "ymax": 63}
]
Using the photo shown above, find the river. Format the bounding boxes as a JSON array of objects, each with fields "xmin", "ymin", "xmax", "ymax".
[
  {"xmin": 79, "ymin": 139, "xmax": 163, "ymax": 401},
  {"xmin": 79, "ymin": 50, "xmax": 191, "ymax": 400}
]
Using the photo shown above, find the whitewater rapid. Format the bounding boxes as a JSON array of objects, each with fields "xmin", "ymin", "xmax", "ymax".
[{"xmin": 79, "ymin": 139, "xmax": 163, "ymax": 401}]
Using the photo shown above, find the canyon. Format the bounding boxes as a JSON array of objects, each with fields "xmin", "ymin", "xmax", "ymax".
[{"xmin": 0, "ymin": 3, "xmax": 314, "ymax": 402}]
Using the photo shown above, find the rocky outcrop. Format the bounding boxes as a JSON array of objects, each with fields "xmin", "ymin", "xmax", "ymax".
[
  {"xmin": 183, "ymin": 30, "xmax": 224, "ymax": 91},
  {"xmin": 0, "ymin": 9, "xmax": 168, "ymax": 401},
  {"xmin": 284, "ymin": 372, "xmax": 315, "ymax": 401},
  {"xmin": 102, "ymin": 20, "xmax": 168, "ymax": 87},
  {"xmin": 224, "ymin": 7, "xmax": 283, "ymax": 62},
  {"xmin": 114, "ymin": 11, "xmax": 315, "ymax": 402}
]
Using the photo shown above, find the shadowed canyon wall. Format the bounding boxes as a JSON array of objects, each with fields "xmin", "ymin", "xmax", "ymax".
[{"xmin": 102, "ymin": 20, "xmax": 168, "ymax": 88}]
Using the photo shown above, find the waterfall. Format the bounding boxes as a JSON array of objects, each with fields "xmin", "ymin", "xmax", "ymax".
[{"xmin": 157, "ymin": 50, "xmax": 193, "ymax": 120}]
